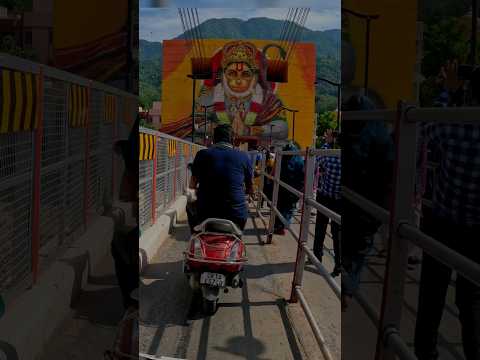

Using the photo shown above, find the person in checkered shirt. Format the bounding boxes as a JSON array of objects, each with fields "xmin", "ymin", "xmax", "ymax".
[
  {"xmin": 313, "ymin": 130, "xmax": 342, "ymax": 277},
  {"xmin": 414, "ymin": 62, "xmax": 480, "ymax": 360}
]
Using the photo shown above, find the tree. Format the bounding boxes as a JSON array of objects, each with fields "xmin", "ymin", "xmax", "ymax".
[
  {"xmin": 422, "ymin": 17, "xmax": 470, "ymax": 78},
  {"xmin": 316, "ymin": 111, "xmax": 337, "ymax": 148}
]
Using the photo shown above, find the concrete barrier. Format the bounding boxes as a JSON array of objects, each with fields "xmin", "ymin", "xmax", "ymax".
[
  {"xmin": 139, "ymin": 196, "xmax": 187, "ymax": 274},
  {"xmin": 0, "ymin": 215, "xmax": 115, "ymax": 360}
]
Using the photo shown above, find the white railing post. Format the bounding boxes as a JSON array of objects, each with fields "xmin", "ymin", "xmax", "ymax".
[
  {"xmin": 375, "ymin": 102, "xmax": 418, "ymax": 359},
  {"xmin": 290, "ymin": 147, "xmax": 315, "ymax": 302},
  {"xmin": 266, "ymin": 152, "xmax": 282, "ymax": 244},
  {"xmin": 257, "ymin": 153, "xmax": 266, "ymax": 211}
]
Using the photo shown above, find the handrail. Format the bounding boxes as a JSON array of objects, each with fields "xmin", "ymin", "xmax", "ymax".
[
  {"xmin": 399, "ymin": 223, "xmax": 480, "ymax": 286},
  {"xmin": 306, "ymin": 198, "xmax": 341, "ymax": 225},
  {"xmin": 0, "ymin": 53, "xmax": 137, "ymax": 98},
  {"xmin": 295, "ymin": 287, "xmax": 335, "ymax": 360},
  {"xmin": 140, "ymin": 127, "xmax": 201, "ymax": 146},
  {"xmin": 257, "ymin": 148, "xmax": 341, "ymax": 356},
  {"xmin": 405, "ymin": 107, "xmax": 480, "ymax": 124},
  {"xmin": 341, "ymin": 110, "xmax": 397, "ymax": 122},
  {"xmin": 303, "ymin": 246, "xmax": 341, "ymax": 298},
  {"xmin": 342, "ymin": 102, "xmax": 480, "ymax": 360},
  {"xmin": 342, "ymin": 186, "xmax": 390, "ymax": 224}
]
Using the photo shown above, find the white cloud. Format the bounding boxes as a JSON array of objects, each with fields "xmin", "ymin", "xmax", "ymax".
[
  {"xmin": 139, "ymin": 7, "xmax": 340, "ymax": 42},
  {"xmin": 141, "ymin": 0, "xmax": 340, "ymax": 10}
]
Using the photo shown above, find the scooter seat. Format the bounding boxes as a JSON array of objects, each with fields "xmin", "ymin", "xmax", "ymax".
[{"xmin": 205, "ymin": 222, "xmax": 241, "ymax": 237}]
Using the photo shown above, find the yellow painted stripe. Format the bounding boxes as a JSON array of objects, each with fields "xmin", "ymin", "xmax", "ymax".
[
  {"xmin": 139, "ymin": 133, "xmax": 144, "ymax": 160},
  {"xmin": 153, "ymin": 136, "xmax": 156, "ymax": 159},
  {"xmin": 107, "ymin": 95, "xmax": 110, "ymax": 122},
  {"xmin": 74, "ymin": 85, "xmax": 79, "ymax": 127},
  {"xmin": 145, "ymin": 134, "xmax": 150, "ymax": 160},
  {"xmin": 80, "ymin": 86, "xmax": 84, "ymax": 127},
  {"xmin": 149, "ymin": 135, "xmax": 154, "ymax": 159},
  {"xmin": 84, "ymin": 87, "xmax": 88, "ymax": 127},
  {"xmin": 77, "ymin": 86, "xmax": 82, "ymax": 127},
  {"xmin": 33, "ymin": 74, "xmax": 39, "ymax": 129},
  {"xmin": 13, "ymin": 72, "xmax": 23, "ymax": 131},
  {"xmin": 1, "ymin": 70, "xmax": 11, "ymax": 134},
  {"xmin": 24, "ymin": 73, "xmax": 33, "ymax": 130}
]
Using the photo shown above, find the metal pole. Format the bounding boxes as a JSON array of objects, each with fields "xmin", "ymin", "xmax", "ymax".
[
  {"xmin": 472, "ymin": 0, "xmax": 478, "ymax": 66},
  {"xmin": 266, "ymin": 152, "xmax": 282, "ymax": 244},
  {"xmin": 364, "ymin": 18, "xmax": 372, "ymax": 96},
  {"xmin": 292, "ymin": 111, "xmax": 296, "ymax": 142},
  {"xmin": 336, "ymin": 85, "xmax": 341, "ymax": 131},
  {"xmin": 151, "ymin": 135, "xmax": 157, "ymax": 224},
  {"xmin": 257, "ymin": 153, "xmax": 266, "ymax": 211},
  {"xmin": 374, "ymin": 102, "xmax": 417, "ymax": 360},
  {"xmin": 190, "ymin": 76, "xmax": 196, "ymax": 143},
  {"xmin": 31, "ymin": 66, "xmax": 44, "ymax": 284},
  {"xmin": 204, "ymin": 106, "xmax": 207, "ymax": 145},
  {"xmin": 289, "ymin": 147, "xmax": 315, "ymax": 302},
  {"xmin": 83, "ymin": 83, "xmax": 91, "ymax": 228}
]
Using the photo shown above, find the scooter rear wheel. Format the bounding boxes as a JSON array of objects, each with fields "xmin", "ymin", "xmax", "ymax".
[{"xmin": 202, "ymin": 298, "xmax": 218, "ymax": 315}]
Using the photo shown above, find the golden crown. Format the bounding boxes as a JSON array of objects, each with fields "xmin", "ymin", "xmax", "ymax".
[{"xmin": 221, "ymin": 41, "xmax": 258, "ymax": 70}]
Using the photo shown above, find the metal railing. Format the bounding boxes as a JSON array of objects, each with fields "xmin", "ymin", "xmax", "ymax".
[
  {"xmin": 0, "ymin": 54, "xmax": 137, "ymax": 308},
  {"xmin": 253, "ymin": 147, "xmax": 341, "ymax": 360},
  {"xmin": 342, "ymin": 103, "xmax": 480, "ymax": 360},
  {"xmin": 138, "ymin": 127, "xmax": 204, "ymax": 232}
]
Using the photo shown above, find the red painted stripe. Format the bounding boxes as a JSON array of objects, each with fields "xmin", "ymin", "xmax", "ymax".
[{"xmin": 31, "ymin": 67, "xmax": 44, "ymax": 284}]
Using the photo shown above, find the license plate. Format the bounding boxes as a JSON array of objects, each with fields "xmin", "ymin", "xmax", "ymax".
[{"xmin": 200, "ymin": 272, "xmax": 226, "ymax": 287}]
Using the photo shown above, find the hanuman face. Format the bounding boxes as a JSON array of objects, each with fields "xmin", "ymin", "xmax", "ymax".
[{"xmin": 224, "ymin": 62, "xmax": 255, "ymax": 93}]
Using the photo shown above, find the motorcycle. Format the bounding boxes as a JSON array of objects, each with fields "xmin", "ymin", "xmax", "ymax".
[{"xmin": 183, "ymin": 218, "xmax": 247, "ymax": 315}]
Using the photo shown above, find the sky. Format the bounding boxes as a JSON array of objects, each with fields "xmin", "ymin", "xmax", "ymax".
[{"xmin": 140, "ymin": 0, "xmax": 341, "ymax": 42}]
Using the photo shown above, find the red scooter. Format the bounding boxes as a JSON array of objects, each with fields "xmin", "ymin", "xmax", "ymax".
[{"xmin": 183, "ymin": 218, "xmax": 247, "ymax": 315}]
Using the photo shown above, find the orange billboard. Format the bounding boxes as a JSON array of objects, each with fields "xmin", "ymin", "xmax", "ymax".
[
  {"xmin": 53, "ymin": 0, "xmax": 130, "ymax": 84},
  {"xmin": 160, "ymin": 39, "xmax": 316, "ymax": 149},
  {"xmin": 342, "ymin": 0, "xmax": 418, "ymax": 107}
]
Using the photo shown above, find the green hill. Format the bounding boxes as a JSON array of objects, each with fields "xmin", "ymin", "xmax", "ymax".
[{"xmin": 140, "ymin": 17, "xmax": 340, "ymax": 110}]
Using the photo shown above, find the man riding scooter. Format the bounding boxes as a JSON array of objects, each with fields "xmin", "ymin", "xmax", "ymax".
[
  {"xmin": 185, "ymin": 124, "xmax": 252, "ymax": 314},
  {"xmin": 188, "ymin": 124, "xmax": 254, "ymax": 231}
]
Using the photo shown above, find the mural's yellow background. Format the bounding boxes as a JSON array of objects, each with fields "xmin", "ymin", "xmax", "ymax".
[
  {"xmin": 343, "ymin": 0, "xmax": 418, "ymax": 107},
  {"xmin": 161, "ymin": 39, "xmax": 317, "ymax": 149},
  {"xmin": 53, "ymin": 0, "xmax": 128, "ymax": 49}
]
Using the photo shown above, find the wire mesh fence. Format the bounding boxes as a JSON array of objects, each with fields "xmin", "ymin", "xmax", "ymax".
[
  {"xmin": 0, "ymin": 55, "xmax": 137, "ymax": 306},
  {"xmin": 0, "ymin": 131, "xmax": 34, "ymax": 302},
  {"xmin": 139, "ymin": 128, "xmax": 204, "ymax": 233}
]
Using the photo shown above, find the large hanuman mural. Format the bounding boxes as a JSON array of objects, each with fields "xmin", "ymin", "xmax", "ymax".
[
  {"xmin": 196, "ymin": 40, "xmax": 287, "ymax": 139},
  {"xmin": 160, "ymin": 39, "xmax": 316, "ymax": 148}
]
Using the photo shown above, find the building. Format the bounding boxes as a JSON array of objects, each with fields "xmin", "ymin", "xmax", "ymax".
[
  {"xmin": 0, "ymin": 1, "xmax": 54, "ymax": 65},
  {"xmin": 149, "ymin": 101, "xmax": 161, "ymax": 129}
]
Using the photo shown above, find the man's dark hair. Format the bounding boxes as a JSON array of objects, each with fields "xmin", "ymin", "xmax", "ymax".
[{"xmin": 213, "ymin": 124, "xmax": 232, "ymax": 144}]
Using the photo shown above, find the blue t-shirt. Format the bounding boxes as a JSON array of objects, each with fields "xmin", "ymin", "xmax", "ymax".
[{"xmin": 192, "ymin": 144, "xmax": 253, "ymax": 221}]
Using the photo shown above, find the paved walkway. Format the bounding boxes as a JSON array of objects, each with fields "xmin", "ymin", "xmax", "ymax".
[
  {"xmin": 139, "ymin": 206, "xmax": 341, "ymax": 360},
  {"xmin": 38, "ymin": 252, "xmax": 124, "ymax": 360}
]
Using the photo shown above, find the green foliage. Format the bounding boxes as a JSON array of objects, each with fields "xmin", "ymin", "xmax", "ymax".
[
  {"xmin": 139, "ymin": 55, "xmax": 160, "ymax": 108},
  {"xmin": 316, "ymin": 94, "xmax": 338, "ymax": 114},
  {"xmin": 139, "ymin": 82, "xmax": 160, "ymax": 109},
  {"xmin": 317, "ymin": 110, "xmax": 337, "ymax": 133},
  {"xmin": 139, "ymin": 18, "xmax": 340, "ymax": 106},
  {"xmin": 421, "ymin": 0, "xmax": 471, "ymax": 20},
  {"xmin": 422, "ymin": 17, "xmax": 470, "ymax": 77},
  {"xmin": 139, "ymin": 118, "xmax": 157, "ymax": 130},
  {"xmin": 0, "ymin": 0, "xmax": 32, "ymax": 11},
  {"xmin": 0, "ymin": 35, "xmax": 37, "ymax": 60}
]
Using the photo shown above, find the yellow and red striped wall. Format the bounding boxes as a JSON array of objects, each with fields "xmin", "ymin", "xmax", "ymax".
[
  {"xmin": 139, "ymin": 133, "xmax": 156, "ymax": 160},
  {"xmin": 0, "ymin": 68, "xmax": 38, "ymax": 134},
  {"xmin": 68, "ymin": 84, "xmax": 88, "ymax": 128},
  {"xmin": 105, "ymin": 94, "xmax": 117, "ymax": 123}
]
